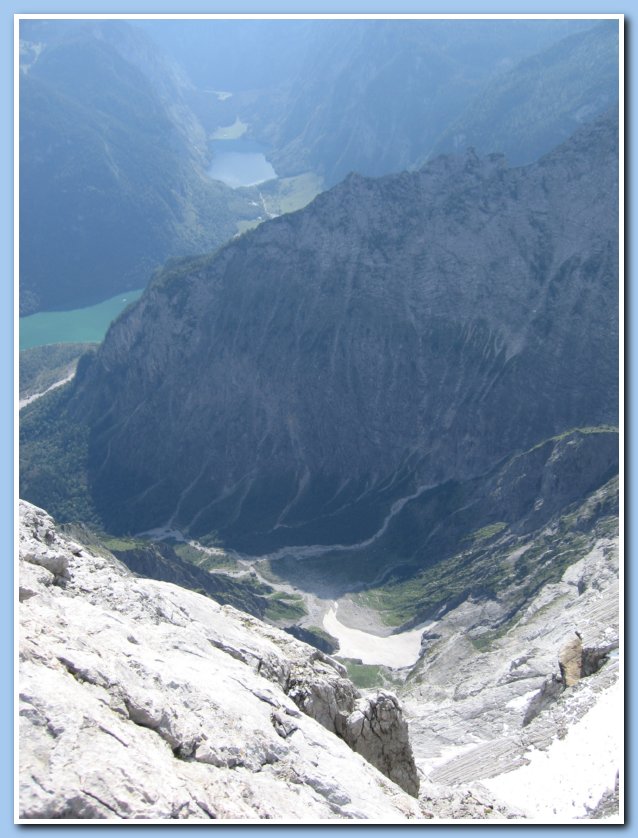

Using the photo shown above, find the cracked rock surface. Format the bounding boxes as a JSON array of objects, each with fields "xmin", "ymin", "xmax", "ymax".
[
  {"xmin": 18, "ymin": 501, "xmax": 422, "ymax": 821},
  {"xmin": 342, "ymin": 692, "xmax": 419, "ymax": 797}
]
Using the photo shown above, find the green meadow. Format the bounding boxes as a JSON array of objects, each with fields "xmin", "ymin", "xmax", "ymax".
[{"xmin": 20, "ymin": 290, "xmax": 143, "ymax": 350}]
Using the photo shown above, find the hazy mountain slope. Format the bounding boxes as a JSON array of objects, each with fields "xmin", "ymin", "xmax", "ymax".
[
  {"xmin": 136, "ymin": 18, "xmax": 318, "ymax": 91},
  {"xmin": 20, "ymin": 113, "xmax": 618, "ymax": 559},
  {"xmin": 19, "ymin": 22, "xmax": 258, "ymax": 314},
  {"xmin": 137, "ymin": 19, "xmax": 603, "ymax": 186},
  {"xmin": 430, "ymin": 21, "xmax": 619, "ymax": 165},
  {"xmin": 248, "ymin": 19, "xmax": 611, "ymax": 184}
]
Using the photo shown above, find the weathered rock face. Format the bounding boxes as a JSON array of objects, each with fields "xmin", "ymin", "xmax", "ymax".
[
  {"xmin": 559, "ymin": 634, "xmax": 583, "ymax": 686},
  {"xmin": 21, "ymin": 113, "xmax": 618, "ymax": 554},
  {"xmin": 342, "ymin": 692, "xmax": 419, "ymax": 798},
  {"xmin": 18, "ymin": 501, "xmax": 422, "ymax": 821}
]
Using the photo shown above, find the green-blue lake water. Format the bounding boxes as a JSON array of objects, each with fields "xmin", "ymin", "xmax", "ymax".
[
  {"xmin": 207, "ymin": 138, "xmax": 277, "ymax": 188},
  {"xmin": 20, "ymin": 289, "xmax": 143, "ymax": 351}
]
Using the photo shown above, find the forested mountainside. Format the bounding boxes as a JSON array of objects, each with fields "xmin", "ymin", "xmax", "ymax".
[
  {"xmin": 20, "ymin": 111, "xmax": 618, "ymax": 578},
  {"xmin": 19, "ymin": 20, "xmax": 259, "ymax": 314}
]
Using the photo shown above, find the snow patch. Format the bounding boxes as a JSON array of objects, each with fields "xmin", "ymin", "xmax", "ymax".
[
  {"xmin": 323, "ymin": 603, "xmax": 433, "ymax": 668},
  {"xmin": 505, "ymin": 689, "xmax": 539, "ymax": 712},
  {"xmin": 483, "ymin": 680, "xmax": 622, "ymax": 821}
]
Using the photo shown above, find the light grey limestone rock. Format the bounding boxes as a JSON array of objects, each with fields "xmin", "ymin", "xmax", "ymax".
[
  {"xmin": 18, "ymin": 501, "xmax": 423, "ymax": 822},
  {"xmin": 418, "ymin": 780, "xmax": 525, "ymax": 820}
]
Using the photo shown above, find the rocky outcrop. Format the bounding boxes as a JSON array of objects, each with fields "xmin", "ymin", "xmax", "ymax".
[
  {"xmin": 559, "ymin": 633, "xmax": 583, "ymax": 686},
  {"xmin": 581, "ymin": 641, "xmax": 619, "ymax": 677},
  {"xmin": 522, "ymin": 635, "xmax": 619, "ymax": 728},
  {"xmin": 18, "ymin": 501, "xmax": 421, "ymax": 820},
  {"xmin": 342, "ymin": 692, "xmax": 419, "ymax": 798}
]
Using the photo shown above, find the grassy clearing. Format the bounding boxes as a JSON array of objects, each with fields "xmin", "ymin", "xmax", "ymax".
[
  {"xmin": 101, "ymin": 536, "xmax": 147, "ymax": 551},
  {"xmin": 259, "ymin": 172, "xmax": 324, "ymax": 215},
  {"xmin": 260, "ymin": 172, "xmax": 323, "ymax": 215},
  {"xmin": 234, "ymin": 172, "xmax": 325, "ymax": 234},
  {"xmin": 463, "ymin": 522, "xmax": 508, "ymax": 544},
  {"xmin": 211, "ymin": 117, "xmax": 248, "ymax": 140},
  {"xmin": 173, "ymin": 542, "xmax": 238, "ymax": 572},
  {"xmin": 264, "ymin": 591, "xmax": 307, "ymax": 622},
  {"xmin": 340, "ymin": 659, "xmax": 404, "ymax": 690},
  {"xmin": 356, "ymin": 476, "xmax": 619, "ymax": 631}
]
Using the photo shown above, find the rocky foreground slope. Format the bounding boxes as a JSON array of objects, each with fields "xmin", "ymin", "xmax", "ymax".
[
  {"xmin": 18, "ymin": 498, "xmax": 622, "ymax": 821},
  {"xmin": 19, "ymin": 500, "xmax": 426, "ymax": 821}
]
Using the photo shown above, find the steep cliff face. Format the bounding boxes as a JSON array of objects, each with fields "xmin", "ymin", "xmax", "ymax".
[
  {"xmin": 19, "ymin": 501, "xmax": 423, "ymax": 820},
  {"xmin": 36, "ymin": 113, "xmax": 616, "ymax": 554}
]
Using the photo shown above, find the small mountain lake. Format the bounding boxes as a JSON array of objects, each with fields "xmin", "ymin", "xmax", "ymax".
[
  {"xmin": 207, "ymin": 137, "xmax": 277, "ymax": 189},
  {"xmin": 20, "ymin": 289, "xmax": 143, "ymax": 350}
]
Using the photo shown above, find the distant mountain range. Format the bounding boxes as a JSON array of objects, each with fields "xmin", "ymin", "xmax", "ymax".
[
  {"xmin": 19, "ymin": 19, "xmax": 618, "ymax": 313},
  {"xmin": 18, "ymin": 19, "xmax": 622, "ymax": 823},
  {"xmin": 250, "ymin": 19, "xmax": 615, "ymax": 184}
]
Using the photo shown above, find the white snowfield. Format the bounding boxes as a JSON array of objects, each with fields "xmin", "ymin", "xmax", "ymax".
[
  {"xmin": 483, "ymin": 680, "xmax": 621, "ymax": 821},
  {"xmin": 323, "ymin": 603, "xmax": 431, "ymax": 668}
]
